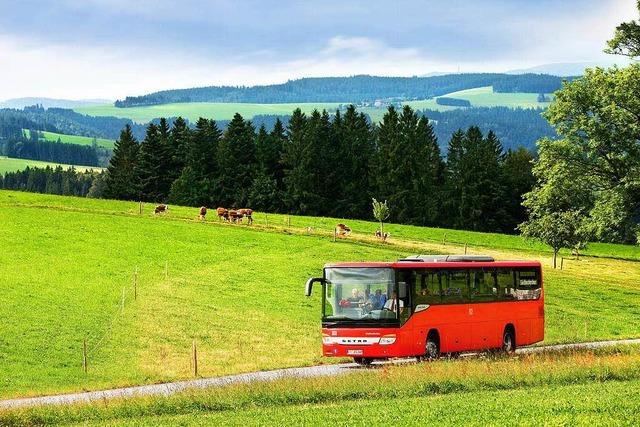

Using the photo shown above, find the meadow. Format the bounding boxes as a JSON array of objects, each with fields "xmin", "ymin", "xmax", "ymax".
[
  {"xmin": 0, "ymin": 156, "xmax": 103, "ymax": 174},
  {"xmin": 23, "ymin": 129, "xmax": 115, "ymax": 149},
  {"xmin": 74, "ymin": 102, "xmax": 344, "ymax": 124},
  {"xmin": 0, "ymin": 190, "xmax": 639, "ymax": 403},
  {"xmin": 3, "ymin": 346, "xmax": 640, "ymax": 425},
  {"xmin": 74, "ymin": 87, "xmax": 552, "ymax": 125}
]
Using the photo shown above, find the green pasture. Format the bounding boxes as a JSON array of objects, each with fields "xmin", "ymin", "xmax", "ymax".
[
  {"xmin": 23, "ymin": 129, "xmax": 115, "ymax": 149},
  {"xmin": 74, "ymin": 102, "xmax": 344, "ymax": 124},
  {"xmin": 73, "ymin": 86, "xmax": 552, "ymax": 125},
  {"xmin": 0, "ymin": 156, "xmax": 103, "ymax": 174},
  {"xmin": 0, "ymin": 190, "xmax": 638, "ymax": 401},
  {"xmin": 360, "ymin": 86, "xmax": 553, "ymax": 123}
]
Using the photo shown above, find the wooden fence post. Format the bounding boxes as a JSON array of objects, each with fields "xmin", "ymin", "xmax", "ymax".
[
  {"xmin": 265, "ymin": 214, "xmax": 268, "ymax": 228},
  {"xmin": 561, "ymin": 257, "xmax": 564, "ymax": 270},
  {"xmin": 192, "ymin": 340, "xmax": 198, "ymax": 377},
  {"xmin": 139, "ymin": 201, "xmax": 143, "ymax": 215},
  {"xmin": 83, "ymin": 338, "xmax": 88, "ymax": 373},
  {"xmin": 333, "ymin": 228, "xmax": 337, "ymax": 242},
  {"xmin": 134, "ymin": 267, "xmax": 138, "ymax": 300},
  {"xmin": 464, "ymin": 243, "xmax": 468, "ymax": 254}
]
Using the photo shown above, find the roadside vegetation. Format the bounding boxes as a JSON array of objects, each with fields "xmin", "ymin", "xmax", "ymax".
[{"xmin": 2, "ymin": 346, "xmax": 640, "ymax": 425}]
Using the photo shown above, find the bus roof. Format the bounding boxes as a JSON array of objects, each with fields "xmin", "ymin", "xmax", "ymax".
[{"xmin": 326, "ymin": 255, "xmax": 541, "ymax": 269}]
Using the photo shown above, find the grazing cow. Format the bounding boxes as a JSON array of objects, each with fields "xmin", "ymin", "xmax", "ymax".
[
  {"xmin": 154, "ymin": 204, "xmax": 168, "ymax": 215},
  {"xmin": 199, "ymin": 206, "xmax": 207, "ymax": 221},
  {"xmin": 216, "ymin": 207, "xmax": 228, "ymax": 221},
  {"xmin": 336, "ymin": 223, "xmax": 351, "ymax": 237},
  {"xmin": 375, "ymin": 229, "xmax": 390, "ymax": 242},
  {"xmin": 237, "ymin": 208, "xmax": 253, "ymax": 225},
  {"xmin": 228, "ymin": 209, "xmax": 242, "ymax": 223}
]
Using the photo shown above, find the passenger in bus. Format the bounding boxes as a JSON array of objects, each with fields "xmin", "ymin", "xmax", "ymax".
[
  {"xmin": 376, "ymin": 289, "xmax": 387, "ymax": 308},
  {"xmin": 383, "ymin": 291, "xmax": 404, "ymax": 313},
  {"xmin": 347, "ymin": 288, "xmax": 363, "ymax": 307}
]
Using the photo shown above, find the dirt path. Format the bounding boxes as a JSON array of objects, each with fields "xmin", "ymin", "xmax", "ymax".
[{"xmin": 2, "ymin": 338, "xmax": 639, "ymax": 410}]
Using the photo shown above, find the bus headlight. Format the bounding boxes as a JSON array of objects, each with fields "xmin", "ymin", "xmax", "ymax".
[
  {"xmin": 379, "ymin": 335, "xmax": 396, "ymax": 345},
  {"xmin": 322, "ymin": 334, "xmax": 332, "ymax": 345}
]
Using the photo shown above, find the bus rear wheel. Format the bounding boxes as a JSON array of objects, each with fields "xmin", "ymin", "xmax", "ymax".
[
  {"xmin": 502, "ymin": 327, "xmax": 516, "ymax": 353},
  {"xmin": 353, "ymin": 357, "xmax": 373, "ymax": 366}
]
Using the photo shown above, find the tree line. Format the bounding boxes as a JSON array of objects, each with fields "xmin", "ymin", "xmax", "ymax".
[
  {"xmin": 2, "ymin": 133, "xmax": 100, "ymax": 166},
  {"xmin": 104, "ymin": 105, "xmax": 534, "ymax": 234},
  {"xmin": 115, "ymin": 74, "xmax": 569, "ymax": 107},
  {"xmin": 1, "ymin": 166, "xmax": 104, "ymax": 197}
]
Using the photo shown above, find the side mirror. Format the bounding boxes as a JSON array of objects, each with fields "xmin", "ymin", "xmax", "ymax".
[{"xmin": 305, "ymin": 277, "xmax": 323, "ymax": 296}]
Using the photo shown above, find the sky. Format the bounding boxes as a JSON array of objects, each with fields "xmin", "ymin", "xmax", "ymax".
[{"xmin": 0, "ymin": 0, "xmax": 637, "ymax": 100}]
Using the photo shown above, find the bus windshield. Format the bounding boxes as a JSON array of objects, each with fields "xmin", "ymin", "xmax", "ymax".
[{"xmin": 323, "ymin": 267, "xmax": 397, "ymax": 322}]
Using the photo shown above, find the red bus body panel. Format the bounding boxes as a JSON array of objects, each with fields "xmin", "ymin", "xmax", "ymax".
[{"xmin": 321, "ymin": 261, "xmax": 544, "ymax": 358}]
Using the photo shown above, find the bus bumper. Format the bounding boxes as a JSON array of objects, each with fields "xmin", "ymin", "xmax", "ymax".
[{"xmin": 321, "ymin": 327, "xmax": 407, "ymax": 359}]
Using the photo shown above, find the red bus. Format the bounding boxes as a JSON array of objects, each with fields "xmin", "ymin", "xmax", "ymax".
[{"xmin": 305, "ymin": 255, "xmax": 544, "ymax": 364}]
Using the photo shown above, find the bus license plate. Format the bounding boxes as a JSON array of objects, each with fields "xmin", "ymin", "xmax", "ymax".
[{"xmin": 347, "ymin": 349, "xmax": 363, "ymax": 356}]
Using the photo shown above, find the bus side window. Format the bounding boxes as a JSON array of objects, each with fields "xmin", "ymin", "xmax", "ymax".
[
  {"xmin": 496, "ymin": 268, "xmax": 515, "ymax": 300},
  {"xmin": 442, "ymin": 270, "xmax": 469, "ymax": 304},
  {"xmin": 515, "ymin": 270, "xmax": 541, "ymax": 300},
  {"xmin": 470, "ymin": 268, "xmax": 496, "ymax": 302},
  {"xmin": 414, "ymin": 271, "xmax": 441, "ymax": 306}
]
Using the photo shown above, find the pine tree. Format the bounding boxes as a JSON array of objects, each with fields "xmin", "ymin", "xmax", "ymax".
[
  {"xmin": 283, "ymin": 108, "xmax": 310, "ymax": 214},
  {"xmin": 169, "ymin": 118, "xmax": 222, "ymax": 206},
  {"xmin": 104, "ymin": 124, "xmax": 139, "ymax": 200},
  {"xmin": 339, "ymin": 106, "xmax": 375, "ymax": 218},
  {"xmin": 135, "ymin": 123, "xmax": 165, "ymax": 202},
  {"xmin": 217, "ymin": 113, "xmax": 256, "ymax": 207}
]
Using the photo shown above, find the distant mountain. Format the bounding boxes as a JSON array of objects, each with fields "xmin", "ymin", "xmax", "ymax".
[
  {"xmin": 114, "ymin": 74, "xmax": 567, "ymax": 108},
  {"xmin": 506, "ymin": 61, "xmax": 630, "ymax": 76},
  {"xmin": 0, "ymin": 97, "xmax": 112, "ymax": 109}
]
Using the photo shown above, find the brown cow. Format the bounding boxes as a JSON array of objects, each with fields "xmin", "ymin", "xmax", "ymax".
[
  {"xmin": 237, "ymin": 208, "xmax": 253, "ymax": 225},
  {"xmin": 336, "ymin": 223, "xmax": 351, "ymax": 236},
  {"xmin": 228, "ymin": 209, "xmax": 242, "ymax": 223},
  {"xmin": 199, "ymin": 206, "xmax": 207, "ymax": 221},
  {"xmin": 216, "ymin": 207, "xmax": 228, "ymax": 221},
  {"xmin": 154, "ymin": 204, "xmax": 168, "ymax": 214}
]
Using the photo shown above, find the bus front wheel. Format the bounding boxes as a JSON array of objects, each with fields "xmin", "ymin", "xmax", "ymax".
[
  {"xmin": 353, "ymin": 357, "xmax": 373, "ymax": 366},
  {"xmin": 425, "ymin": 332, "xmax": 440, "ymax": 360}
]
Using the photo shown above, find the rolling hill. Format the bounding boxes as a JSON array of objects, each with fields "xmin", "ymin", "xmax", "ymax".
[
  {"xmin": 0, "ymin": 156, "xmax": 103, "ymax": 174},
  {"xmin": 0, "ymin": 190, "xmax": 638, "ymax": 402},
  {"xmin": 23, "ymin": 129, "xmax": 115, "ymax": 149}
]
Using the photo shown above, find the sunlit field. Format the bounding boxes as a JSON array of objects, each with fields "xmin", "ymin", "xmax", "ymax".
[
  {"xmin": 74, "ymin": 102, "xmax": 344, "ymax": 124},
  {"xmin": 0, "ymin": 156, "xmax": 103, "ymax": 174},
  {"xmin": 23, "ymin": 129, "xmax": 115, "ymax": 149},
  {"xmin": 0, "ymin": 190, "xmax": 638, "ymax": 401}
]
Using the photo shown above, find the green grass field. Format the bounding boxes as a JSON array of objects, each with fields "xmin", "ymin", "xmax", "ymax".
[
  {"xmin": 4, "ymin": 347, "xmax": 640, "ymax": 425},
  {"xmin": 23, "ymin": 129, "xmax": 115, "ymax": 149},
  {"xmin": 0, "ymin": 190, "xmax": 639, "ymax": 403},
  {"xmin": 74, "ymin": 102, "xmax": 344, "ymax": 124},
  {"xmin": 73, "ymin": 87, "xmax": 552, "ymax": 125},
  {"xmin": 0, "ymin": 156, "xmax": 103, "ymax": 174},
  {"xmin": 358, "ymin": 86, "xmax": 553, "ymax": 123}
]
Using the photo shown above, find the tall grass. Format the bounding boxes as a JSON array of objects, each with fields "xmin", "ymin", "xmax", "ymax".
[{"xmin": 2, "ymin": 346, "xmax": 640, "ymax": 426}]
